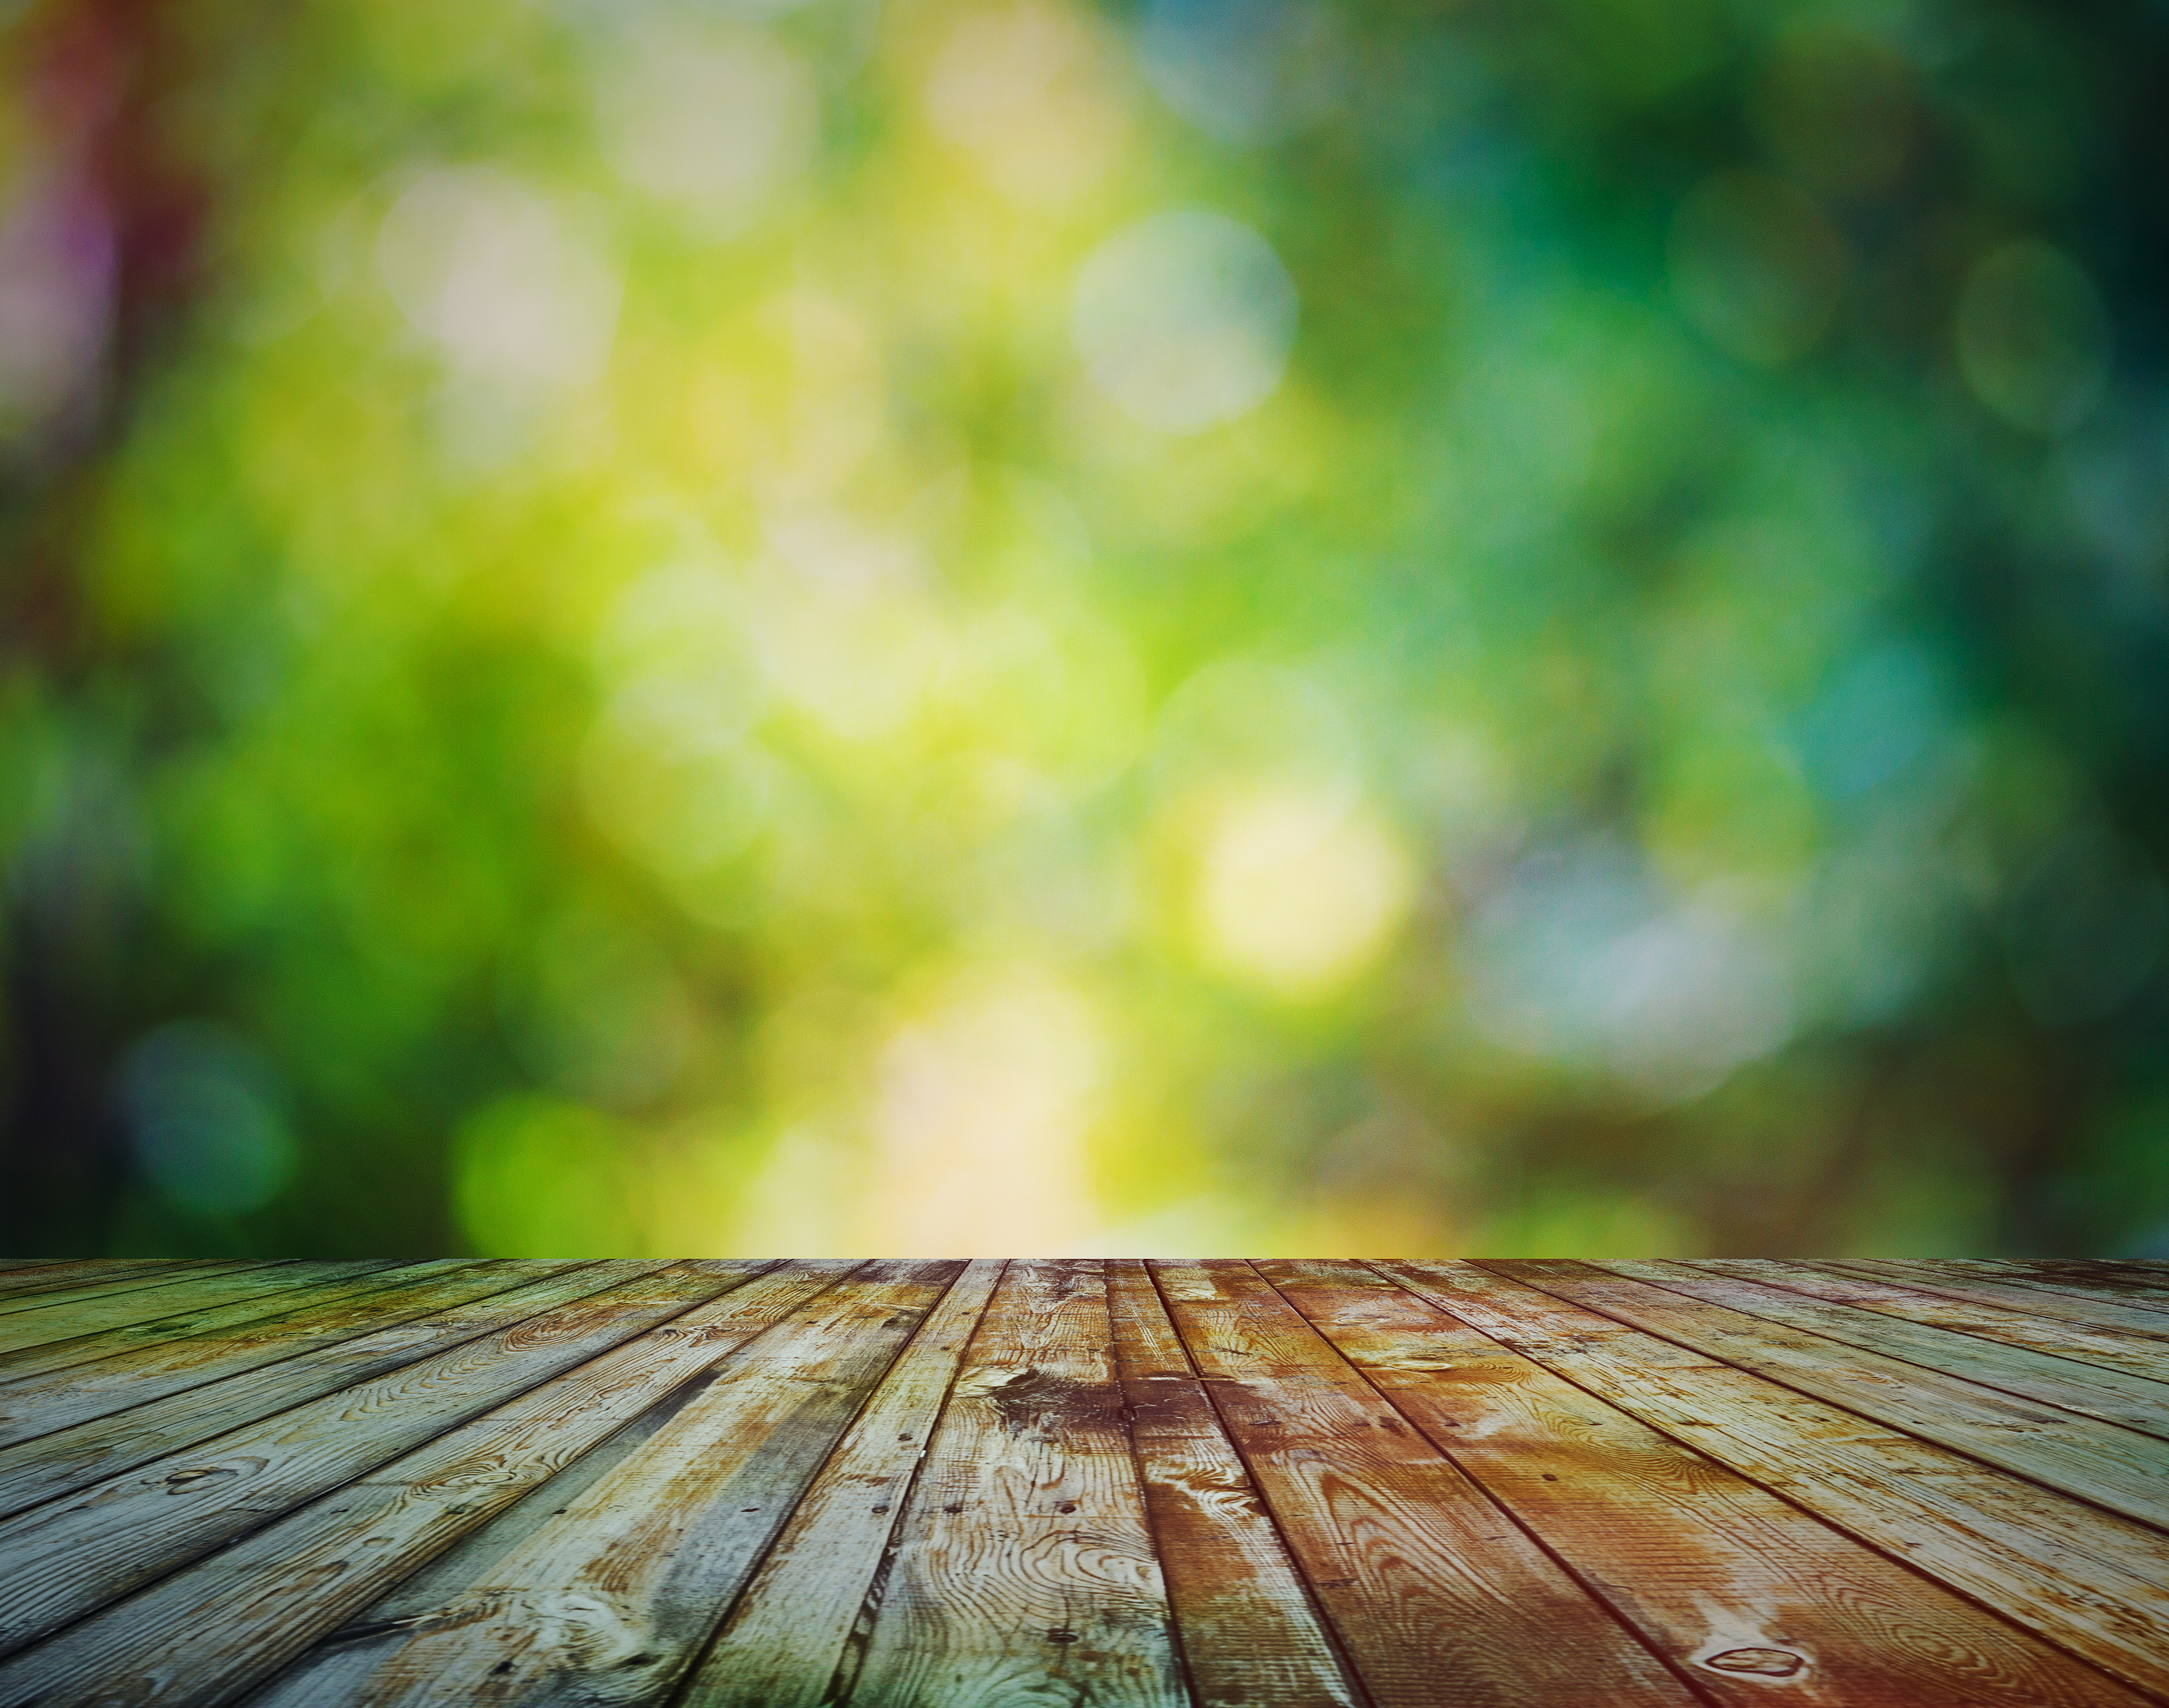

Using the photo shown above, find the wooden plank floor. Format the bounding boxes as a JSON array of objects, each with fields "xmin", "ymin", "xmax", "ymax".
[{"xmin": 0, "ymin": 1260, "xmax": 2163, "ymax": 1706}]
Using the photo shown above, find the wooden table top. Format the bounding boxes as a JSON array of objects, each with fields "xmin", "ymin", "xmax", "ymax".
[{"xmin": 0, "ymin": 1257, "xmax": 2162, "ymax": 1706}]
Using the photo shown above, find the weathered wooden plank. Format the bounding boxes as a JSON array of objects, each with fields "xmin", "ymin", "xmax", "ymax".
[
  {"xmin": 0, "ymin": 1259, "xmax": 466, "ymax": 1388},
  {"xmin": 842, "ymin": 1258, "xmax": 1186, "ymax": 1708},
  {"xmin": 0, "ymin": 1261, "xmax": 859, "ymax": 1708},
  {"xmin": 681, "ymin": 1260, "xmax": 1006, "ymax": 1708},
  {"xmin": 1107, "ymin": 1260, "xmax": 1361, "ymax": 1708},
  {"xmin": 1269, "ymin": 1259, "xmax": 2149, "ymax": 1708},
  {"xmin": 1489, "ymin": 1261, "xmax": 2169, "ymax": 1530},
  {"xmin": 1601, "ymin": 1261, "xmax": 2169, "ymax": 1440},
  {"xmin": 0, "ymin": 1260, "xmax": 755, "ymax": 1657},
  {"xmin": 1930, "ymin": 1261, "xmax": 2169, "ymax": 1312},
  {"xmin": 0, "ymin": 1258, "xmax": 405, "ymax": 1366},
  {"xmin": 1385, "ymin": 1260, "xmax": 2169, "ymax": 1699},
  {"xmin": 1156, "ymin": 1258, "xmax": 1696, "ymax": 1708},
  {"xmin": 1828, "ymin": 1262, "xmax": 2169, "ymax": 1341},
  {"xmin": 0, "ymin": 1260, "xmax": 609, "ymax": 1516},
  {"xmin": 0, "ymin": 1258, "xmax": 270, "ymax": 1320},
  {"xmin": 1685, "ymin": 1260, "xmax": 2169, "ymax": 1387},
  {"xmin": 247, "ymin": 1262, "xmax": 960, "ymax": 1708},
  {"xmin": 0, "ymin": 1260, "xmax": 202, "ymax": 1303}
]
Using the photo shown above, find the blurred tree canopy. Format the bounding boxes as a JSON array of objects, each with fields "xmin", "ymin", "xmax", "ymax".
[{"xmin": 4, "ymin": 0, "xmax": 2169, "ymax": 1258}]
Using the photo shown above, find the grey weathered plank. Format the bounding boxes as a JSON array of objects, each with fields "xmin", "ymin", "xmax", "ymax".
[
  {"xmin": 0, "ymin": 1259, "xmax": 409, "ymax": 1375},
  {"xmin": 682, "ymin": 1260, "xmax": 1006, "ymax": 1708},
  {"xmin": 0, "ymin": 1260, "xmax": 466, "ymax": 1388},
  {"xmin": 1600, "ymin": 1260, "xmax": 2169, "ymax": 1439},
  {"xmin": 0, "ymin": 1259, "xmax": 272, "ymax": 1322},
  {"xmin": 0, "ymin": 1261, "xmax": 745, "ymax": 1657},
  {"xmin": 842, "ymin": 1259, "xmax": 1187, "ymax": 1708},
  {"xmin": 248, "ymin": 1262, "xmax": 959, "ymax": 1708},
  {"xmin": 1155, "ymin": 1258, "xmax": 1697, "ymax": 1708},
  {"xmin": 0, "ymin": 1260, "xmax": 609, "ymax": 1516},
  {"xmin": 0, "ymin": 1263, "xmax": 852, "ymax": 1707},
  {"xmin": 1385, "ymin": 1260, "xmax": 2169, "ymax": 1699},
  {"xmin": 0, "ymin": 1261, "xmax": 208, "ymax": 1303}
]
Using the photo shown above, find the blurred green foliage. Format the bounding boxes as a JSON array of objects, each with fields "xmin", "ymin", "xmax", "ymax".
[{"xmin": 4, "ymin": 0, "xmax": 2169, "ymax": 1257}]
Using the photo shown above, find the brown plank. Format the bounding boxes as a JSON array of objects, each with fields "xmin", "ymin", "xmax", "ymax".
[
  {"xmin": 247, "ymin": 1262, "xmax": 959, "ymax": 1708},
  {"xmin": 0, "ymin": 1258, "xmax": 406, "ymax": 1367},
  {"xmin": 1155, "ymin": 1257, "xmax": 1697, "ymax": 1708},
  {"xmin": 1601, "ymin": 1261, "xmax": 2169, "ymax": 1440},
  {"xmin": 842, "ymin": 1259, "xmax": 1187, "ymax": 1708},
  {"xmin": 680, "ymin": 1260, "xmax": 1006, "ymax": 1708},
  {"xmin": 0, "ymin": 1260, "xmax": 612, "ymax": 1516},
  {"xmin": 1267, "ymin": 1259, "xmax": 2149, "ymax": 1708},
  {"xmin": 0, "ymin": 1260, "xmax": 758, "ymax": 1657},
  {"xmin": 0, "ymin": 1259, "xmax": 466, "ymax": 1388},
  {"xmin": 1685, "ymin": 1260, "xmax": 2169, "ymax": 1387},
  {"xmin": 1385, "ymin": 1260, "xmax": 2169, "ymax": 1699},
  {"xmin": 0, "ymin": 1259, "xmax": 271, "ymax": 1321},
  {"xmin": 1490, "ymin": 1261, "xmax": 2169, "ymax": 1530},
  {"xmin": 1828, "ymin": 1262, "xmax": 2169, "ymax": 1341},
  {"xmin": 0, "ymin": 1261, "xmax": 860, "ymax": 1707},
  {"xmin": 1108, "ymin": 1259, "xmax": 1362, "ymax": 1708}
]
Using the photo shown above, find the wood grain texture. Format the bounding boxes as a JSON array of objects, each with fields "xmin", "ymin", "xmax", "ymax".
[
  {"xmin": 0, "ymin": 1260, "xmax": 727, "ymax": 1657},
  {"xmin": 1595, "ymin": 1260, "xmax": 2169, "ymax": 1439},
  {"xmin": 1386, "ymin": 1260, "xmax": 2169, "ymax": 1699},
  {"xmin": 0, "ymin": 1258, "xmax": 2162, "ymax": 1708},
  {"xmin": 1685, "ymin": 1259, "xmax": 2169, "ymax": 1385},
  {"xmin": 683, "ymin": 1260, "xmax": 1006, "ymax": 1708},
  {"xmin": 0, "ymin": 1260, "xmax": 399, "ymax": 1362},
  {"xmin": 0, "ymin": 1260, "xmax": 613, "ymax": 1517},
  {"xmin": 842, "ymin": 1258, "xmax": 1185, "ymax": 1708},
  {"xmin": 261, "ymin": 1261, "xmax": 961, "ymax": 1708},
  {"xmin": 1934, "ymin": 1262, "xmax": 2169, "ymax": 1312},
  {"xmin": 1492, "ymin": 1260, "xmax": 2169, "ymax": 1529},
  {"xmin": 0, "ymin": 1258, "xmax": 424, "ymax": 1387},
  {"xmin": 1272, "ymin": 1260, "xmax": 2147, "ymax": 1708},
  {"xmin": 0, "ymin": 1259, "xmax": 273, "ymax": 1325},
  {"xmin": 0, "ymin": 1262, "xmax": 850, "ymax": 1708},
  {"xmin": 0, "ymin": 1261, "xmax": 222, "ymax": 1304},
  {"xmin": 1108, "ymin": 1260, "xmax": 1361, "ymax": 1708},
  {"xmin": 1155, "ymin": 1258, "xmax": 1697, "ymax": 1708},
  {"xmin": 1828, "ymin": 1261, "xmax": 2169, "ymax": 1341}
]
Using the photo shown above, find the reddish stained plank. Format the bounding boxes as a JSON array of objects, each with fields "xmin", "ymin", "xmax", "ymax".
[
  {"xmin": 1385, "ymin": 1260, "xmax": 2169, "ymax": 1700},
  {"xmin": 1108, "ymin": 1259, "xmax": 1361, "ymax": 1708},
  {"xmin": 1153, "ymin": 1258, "xmax": 1697, "ymax": 1708},
  {"xmin": 1270, "ymin": 1259, "xmax": 2147, "ymax": 1708}
]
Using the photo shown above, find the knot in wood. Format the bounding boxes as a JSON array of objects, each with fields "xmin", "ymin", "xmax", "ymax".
[{"xmin": 1705, "ymin": 1647, "xmax": 1806, "ymax": 1677}]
